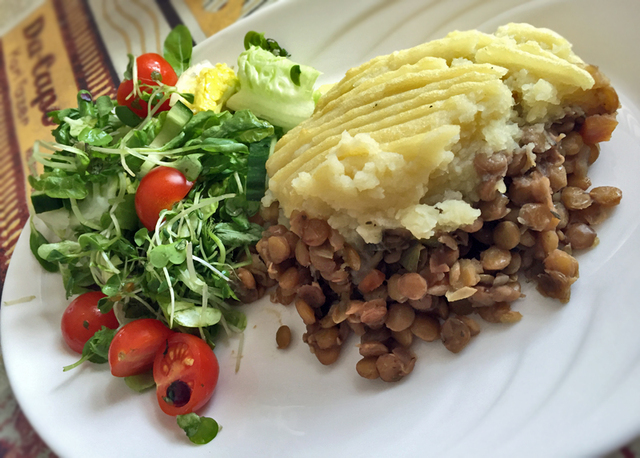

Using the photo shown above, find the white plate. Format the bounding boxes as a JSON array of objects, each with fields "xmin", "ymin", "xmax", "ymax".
[{"xmin": 3, "ymin": 0, "xmax": 640, "ymax": 456}]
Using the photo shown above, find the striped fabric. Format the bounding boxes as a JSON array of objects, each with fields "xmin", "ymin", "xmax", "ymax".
[{"xmin": 0, "ymin": 44, "xmax": 29, "ymax": 284}]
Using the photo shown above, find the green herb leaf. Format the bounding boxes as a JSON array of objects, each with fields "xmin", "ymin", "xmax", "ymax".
[
  {"xmin": 97, "ymin": 296, "xmax": 113, "ymax": 314},
  {"xmin": 48, "ymin": 108, "xmax": 78, "ymax": 125},
  {"xmin": 149, "ymin": 242, "xmax": 187, "ymax": 268},
  {"xmin": 63, "ymin": 326, "xmax": 117, "ymax": 371},
  {"xmin": 33, "ymin": 173, "xmax": 88, "ymax": 200},
  {"xmin": 173, "ymin": 305, "xmax": 222, "ymax": 328},
  {"xmin": 77, "ymin": 233, "xmax": 111, "ymax": 251},
  {"xmin": 134, "ymin": 228, "xmax": 150, "ymax": 246},
  {"xmin": 123, "ymin": 54, "xmax": 135, "ymax": 80},
  {"xmin": 52, "ymin": 123, "xmax": 72, "ymax": 145},
  {"xmin": 29, "ymin": 220, "xmax": 59, "ymax": 273},
  {"xmin": 126, "ymin": 130, "xmax": 149, "ymax": 148},
  {"xmin": 202, "ymin": 110, "xmax": 273, "ymax": 143},
  {"xmin": 213, "ymin": 222, "xmax": 263, "ymax": 249},
  {"xmin": 199, "ymin": 138, "xmax": 248, "ymax": 154},
  {"xmin": 60, "ymin": 263, "xmax": 95, "ymax": 299},
  {"xmin": 243, "ymin": 31, "xmax": 264, "ymax": 50},
  {"xmin": 290, "ymin": 65, "xmax": 301, "ymax": 86},
  {"xmin": 202, "ymin": 326, "xmax": 220, "ymax": 348},
  {"xmin": 37, "ymin": 240, "xmax": 83, "ymax": 262},
  {"xmin": 177, "ymin": 413, "xmax": 219, "ymax": 445},
  {"xmin": 115, "ymin": 105, "xmax": 143, "ymax": 127},
  {"xmin": 102, "ymin": 274, "xmax": 123, "ymax": 297},
  {"xmin": 124, "ymin": 371, "xmax": 156, "ymax": 392},
  {"xmin": 243, "ymin": 31, "xmax": 290, "ymax": 57},
  {"xmin": 223, "ymin": 308, "xmax": 247, "ymax": 332},
  {"xmin": 160, "ymin": 301, "xmax": 222, "ymax": 328},
  {"xmin": 163, "ymin": 25, "xmax": 193, "ymax": 76},
  {"xmin": 77, "ymin": 91, "xmax": 95, "ymax": 118},
  {"xmin": 184, "ymin": 110, "xmax": 231, "ymax": 139},
  {"xmin": 79, "ymin": 127, "xmax": 113, "ymax": 146},
  {"xmin": 95, "ymin": 96, "xmax": 114, "ymax": 118},
  {"xmin": 112, "ymin": 194, "xmax": 139, "ymax": 231}
]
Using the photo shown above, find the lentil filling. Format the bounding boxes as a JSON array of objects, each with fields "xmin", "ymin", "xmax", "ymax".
[{"xmin": 237, "ymin": 63, "xmax": 622, "ymax": 382}]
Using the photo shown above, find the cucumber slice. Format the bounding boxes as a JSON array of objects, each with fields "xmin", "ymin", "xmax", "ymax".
[
  {"xmin": 149, "ymin": 101, "xmax": 193, "ymax": 148},
  {"xmin": 31, "ymin": 191, "xmax": 64, "ymax": 214}
]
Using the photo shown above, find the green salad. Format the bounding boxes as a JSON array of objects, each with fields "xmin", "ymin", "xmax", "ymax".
[{"xmin": 28, "ymin": 26, "xmax": 321, "ymax": 444}]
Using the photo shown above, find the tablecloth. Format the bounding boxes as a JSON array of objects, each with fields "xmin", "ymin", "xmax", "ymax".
[{"xmin": 0, "ymin": 0, "xmax": 637, "ymax": 456}]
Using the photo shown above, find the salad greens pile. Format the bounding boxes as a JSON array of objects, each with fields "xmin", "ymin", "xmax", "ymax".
[
  {"xmin": 30, "ymin": 92, "xmax": 272, "ymax": 344},
  {"xmin": 28, "ymin": 26, "xmax": 322, "ymax": 444}
]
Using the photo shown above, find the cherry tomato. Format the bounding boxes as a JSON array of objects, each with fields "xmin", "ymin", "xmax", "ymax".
[
  {"xmin": 135, "ymin": 166, "xmax": 193, "ymax": 231},
  {"xmin": 60, "ymin": 291, "xmax": 119, "ymax": 354},
  {"xmin": 116, "ymin": 79, "xmax": 148, "ymax": 118},
  {"xmin": 108, "ymin": 318, "xmax": 173, "ymax": 377},
  {"xmin": 153, "ymin": 333, "xmax": 219, "ymax": 416},
  {"xmin": 116, "ymin": 53, "xmax": 178, "ymax": 118},
  {"xmin": 136, "ymin": 53, "xmax": 178, "ymax": 87}
]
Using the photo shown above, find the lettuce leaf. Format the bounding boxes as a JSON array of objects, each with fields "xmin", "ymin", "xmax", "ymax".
[{"xmin": 226, "ymin": 46, "xmax": 321, "ymax": 132}]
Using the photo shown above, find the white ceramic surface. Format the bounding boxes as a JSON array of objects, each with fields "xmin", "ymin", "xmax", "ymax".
[{"xmin": 3, "ymin": 0, "xmax": 640, "ymax": 457}]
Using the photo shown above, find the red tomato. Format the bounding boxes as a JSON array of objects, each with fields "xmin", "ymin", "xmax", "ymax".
[
  {"xmin": 136, "ymin": 53, "xmax": 178, "ymax": 87},
  {"xmin": 116, "ymin": 79, "xmax": 148, "ymax": 118},
  {"xmin": 116, "ymin": 53, "xmax": 178, "ymax": 118},
  {"xmin": 135, "ymin": 166, "xmax": 193, "ymax": 231},
  {"xmin": 108, "ymin": 318, "xmax": 173, "ymax": 377},
  {"xmin": 60, "ymin": 291, "xmax": 119, "ymax": 354},
  {"xmin": 153, "ymin": 333, "xmax": 219, "ymax": 416}
]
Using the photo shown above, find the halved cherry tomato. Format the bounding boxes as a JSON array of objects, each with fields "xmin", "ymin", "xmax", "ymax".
[
  {"xmin": 108, "ymin": 318, "xmax": 173, "ymax": 377},
  {"xmin": 135, "ymin": 166, "xmax": 193, "ymax": 231},
  {"xmin": 61, "ymin": 291, "xmax": 119, "ymax": 354},
  {"xmin": 116, "ymin": 53, "xmax": 178, "ymax": 118},
  {"xmin": 153, "ymin": 333, "xmax": 219, "ymax": 416}
]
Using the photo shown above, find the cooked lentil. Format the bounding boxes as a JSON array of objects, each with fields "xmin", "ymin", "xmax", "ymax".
[
  {"xmin": 276, "ymin": 325, "xmax": 292, "ymax": 349},
  {"xmin": 251, "ymin": 38, "xmax": 622, "ymax": 383}
]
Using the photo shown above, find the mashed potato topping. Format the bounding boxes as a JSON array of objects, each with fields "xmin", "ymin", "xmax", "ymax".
[{"xmin": 264, "ymin": 23, "xmax": 597, "ymax": 243}]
